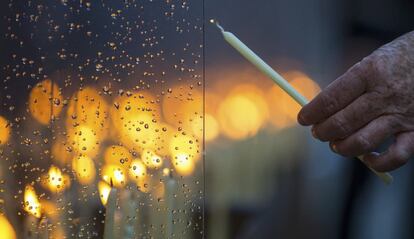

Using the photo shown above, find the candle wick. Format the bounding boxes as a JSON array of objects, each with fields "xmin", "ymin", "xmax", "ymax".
[{"xmin": 210, "ymin": 19, "xmax": 225, "ymax": 33}]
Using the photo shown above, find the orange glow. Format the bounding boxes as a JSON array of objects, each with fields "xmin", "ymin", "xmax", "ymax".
[
  {"xmin": 102, "ymin": 164, "xmax": 127, "ymax": 188},
  {"xmin": 141, "ymin": 149, "xmax": 163, "ymax": 169},
  {"xmin": 0, "ymin": 215, "xmax": 16, "ymax": 239},
  {"xmin": 24, "ymin": 185, "xmax": 41, "ymax": 218},
  {"xmin": 111, "ymin": 92, "xmax": 163, "ymax": 152},
  {"xmin": 67, "ymin": 125, "xmax": 99, "ymax": 157},
  {"xmin": 190, "ymin": 113, "xmax": 220, "ymax": 142},
  {"xmin": 66, "ymin": 87, "xmax": 109, "ymax": 139},
  {"xmin": 128, "ymin": 159, "xmax": 147, "ymax": 181},
  {"xmin": 72, "ymin": 155, "xmax": 96, "ymax": 185},
  {"xmin": 172, "ymin": 153, "xmax": 195, "ymax": 176},
  {"xmin": 98, "ymin": 181, "xmax": 111, "ymax": 206},
  {"xmin": 51, "ymin": 138, "xmax": 73, "ymax": 165},
  {"xmin": 42, "ymin": 165, "xmax": 70, "ymax": 193},
  {"xmin": 29, "ymin": 79, "xmax": 63, "ymax": 125},
  {"xmin": 104, "ymin": 145, "xmax": 133, "ymax": 169},
  {"xmin": 40, "ymin": 200, "xmax": 59, "ymax": 220},
  {"xmin": 0, "ymin": 116, "xmax": 10, "ymax": 145},
  {"xmin": 153, "ymin": 123, "xmax": 174, "ymax": 156},
  {"xmin": 217, "ymin": 94, "xmax": 262, "ymax": 140},
  {"xmin": 169, "ymin": 132, "xmax": 201, "ymax": 163},
  {"xmin": 161, "ymin": 85, "xmax": 203, "ymax": 132},
  {"xmin": 266, "ymin": 71, "xmax": 321, "ymax": 128}
]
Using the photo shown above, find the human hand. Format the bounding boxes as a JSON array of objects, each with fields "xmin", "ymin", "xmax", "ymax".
[{"xmin": 298, "ymin": 31, "xmax": 414, "ymax": 172}]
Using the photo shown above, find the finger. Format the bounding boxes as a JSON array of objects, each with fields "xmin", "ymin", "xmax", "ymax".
[
  {"xmin": 312, "ymin": 92, "xmax": 383, "ymax": 141},
  {"xmin": 362, "ymin": 131, "xmax": 414, "ymax": 172},
  {"xmin": 298, "ymin": 63, "xmax": 367, "ymax": 126},
  {"xmin": 331, "ymin": 115, "xmax": 400, "ymax": 157}
]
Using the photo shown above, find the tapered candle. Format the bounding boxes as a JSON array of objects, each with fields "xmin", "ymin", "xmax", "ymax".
[
  {"xmin": 103, "ymin": 183, "xmax": 117, "ymax": 239},
  {"xmin": 213, "ymin": 20, "xmax": 393, "ymax": 185}
]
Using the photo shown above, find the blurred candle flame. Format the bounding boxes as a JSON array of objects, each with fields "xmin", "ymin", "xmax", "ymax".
[
  {"xmin": 0, "ymin": 116, "xmax": 11, "ymax": 145},
  {"xmin": 24, "ymin": 185, "xmax": 41, "ymax": 218},
  {"xmin": 0, "ymin": 215, "xmax": 16, "ymax": 239},
  {"xmin": 42, "ymin": 165, "xmax": 70, "ymax": 193},
  {"xmin": 98, "ymin": 181, "xmax": 111, "ymax": 206},
  {"xmin": 102, "ymin": 164, "xmax": 127, "ymax": 188}
]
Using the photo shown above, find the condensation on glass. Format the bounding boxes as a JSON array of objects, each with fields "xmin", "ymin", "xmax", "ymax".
[{"xmin": 0, "ymin": 1, "xmax": 204, "ymax": 238}]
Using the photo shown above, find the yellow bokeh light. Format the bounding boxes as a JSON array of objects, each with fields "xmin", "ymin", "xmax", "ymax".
[
  {"xmin": 102, "ymin": 164, "xmax": 127, "ymax": 188},
  {"xmin": 0, "ymin": 215, "xmax": 16, "ymax": 239},
  {"xmin": 172, "ymin": 153, "xmax": 195, "ymax": 176},
  {"xmin": 42, "ymin": 165, "xmax": 70, "ymax": 193},
  {"xmin": 24, "ymin": 185, "xmax": 41, "ymax": 218},
  {"xmin": 51, "ymin": 138, "xmax": 73, "ymax": 165},
  {"xmin": 217, "ymin": 84, "xmax": 268, "ymax": 140},
  {"xmin": 98, "ymin": 181, "xmax": 111, "ymax": 206},
  {"xmin": 169, "ymin": 133, "xmax": 201, "ymax": 162},
  {"xmin": 28, "ymin": 79, "xmax": 63, "ymax": 125},
  {"xmin": 67, "ymin": 125, "xmax": 99, "ymax": 157},
  {"xmin": 190, "ymin": 113, "xmax": 220, "ymax": 142},
  {"xmin": 266, "ymin": 71, "xmax": 321, "ymax": 129},
  {"xmin": 128, "ymin": 159, "xmax": 147, "ymax": 182},
  {"xmin": 162, "ymin": 85, "xmax": 203, "ymax": 133},
  {"xmin": 72, "ymin": 155, "xmax": 96, "ymax": 185},
  {"xmin": 0, "ymin": 116, "xmax": 11, "ymax": 145},
  {"xmin": 111, "ymin": 92, "xmax": 163, "ymax": 152},
  {"xmin": 66, "ymin": 87, "xmax": 109, "ymax": 139},
  {"xmin": 141, "ymin": 149, "xmax": 163, "ymax": 169},
  {"xmin": 104, "ymin": 145, "xmax": 133, "ymax": 169}
]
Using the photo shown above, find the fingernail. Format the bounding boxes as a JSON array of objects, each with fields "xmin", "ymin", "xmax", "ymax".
[
  {"xmin": 330, "ymin": 142, "xmax": 338, "ymax": 153},
  {"xmin": 298, "ymin": 113, "xmax": 306, "ymax": 125}
]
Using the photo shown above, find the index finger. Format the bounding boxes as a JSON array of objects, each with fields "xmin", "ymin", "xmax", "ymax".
[{"xmin": 298, "ymin": 62, "xmax": 368, "ymax": 126}]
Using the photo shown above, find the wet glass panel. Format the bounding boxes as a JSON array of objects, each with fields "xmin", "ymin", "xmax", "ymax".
[{"xmin": 0, "ymin": 1, "xmax": 204, "ymax": 238}]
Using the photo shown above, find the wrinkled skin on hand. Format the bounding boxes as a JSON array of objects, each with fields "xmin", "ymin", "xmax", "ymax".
[{"xmin": 298, "ymin": 31, "xmax": 414, "ymax": 172}]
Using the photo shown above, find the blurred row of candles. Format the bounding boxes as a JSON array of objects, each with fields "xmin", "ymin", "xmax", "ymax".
[{"xmin": 0, "ymin": 69, "xmax": 320, "ymax": 238}]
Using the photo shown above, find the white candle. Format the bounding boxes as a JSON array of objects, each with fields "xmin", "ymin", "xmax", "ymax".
[
  {"xmin": 103, "ymin": 187, "xmax": 117, "ymax": 239},
  {"xmin": 164, "ymin": 170, "xmax": 178, "ymax": 238},
  {"xmin": 214, "ymin": 20, "xmax": 393, "ymax": 185}
]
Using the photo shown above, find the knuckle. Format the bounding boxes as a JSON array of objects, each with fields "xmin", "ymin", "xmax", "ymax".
[
  {"xmin": 331, "ymin": 115, "xmax": 349, "ymax": 138},
  {"xmin": 355, "ymin": 134, "xmax": 373, "ymax": 152},
  {"xmin": 320, "ymin": 93, "xmax": 338, "ymax": 116}
]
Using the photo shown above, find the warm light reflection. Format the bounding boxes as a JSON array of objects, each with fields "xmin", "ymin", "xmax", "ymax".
[
  {"xmin": 190, "ymin": 113, "xmax": 219, "ymax": 142},
  {"xmin": 42, "ymin": 165, "xmax": 70, "ymax": 193},
  {"xmin": 111, "ymin": 91, "xmax": 162, "ymax": 152},
  {"xmin": 161, "ymin": 85, "xmax": 203, "ymax": 133},
  {"xmin": 28, "ymin": 79, "xmax": 63, "ymax": 125},
  {"xmin": 98, "ymin": 181, "xmax": 111, "ymax": 206},
  {"xmin": 217, "ymin": 84, "xmax": 267, "ymax": 140},
  {"xmin": 141, "ymin": 149, "xmax": 163, "ymax": 169},
  {"xmin": 128, "ymin": 159, "xmax": 147, "ymax": 182},
  {"xmin": 51, "ymin": 138, "xmax": 73, "ymax": 165},
  {"xmin": 66, "ymin": 87, "xmax": 109, "ymax": 139},
  {"xmin": 72, "ymin": 155, "xmax": 96, "ymax": 185},
  {"xmin": 169, "ymin": 131, "xmax": 201, "ymax": 162},
  {"xmin": 102, "ymin": 164, "xmax": 127, "ymax": 188},
  {"xmin": 104, "ymin": 145, "xmax": 133, "ymax": 169},
  {"xmin": 0, "ymin": 116, "xmax": 10, "ymax": 145},
  {"xmin": 266, "ymin": 71, "xmax": 320, "ymax": 128},
  {"xmin": 172, "ymin": 153, "xmax": 195, "ymax": 176},
  {"xmin": 67, "ymin": 125, "xmax": 99, "ymax": 157},
  {"xmin": 40, "ymin": 200, "xmax": 59, "ymax": 220},
  {"xmin": 24, "ymin": 185, "xmax": 41, "ymax": 218},
  {"xmin": 0, "ymin": 215, "xmax": 16, "ymax": 239}
]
